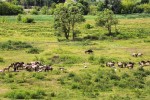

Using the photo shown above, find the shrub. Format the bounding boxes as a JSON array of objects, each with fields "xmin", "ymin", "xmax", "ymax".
[
  {"xmin": 0, "ymin": 57, "xmax": 4, "ymax": 63},
  {"xmin": 1, "ymin": 17, "xmax": 7, "ymax": 23},
  {"xmin": 30, "ymin": 89, "xmax": 46, "ymax": 99},
  {"xmin": 83, "ymin": 35, "xmax": 99, "ymax": 40},
  {"xmin": 0, "ymin": 2, "xmax": 23, "ymax": 15},
  {"xmin": 68, "ymin": 72, "xmax": 75, "ymax": 78},
  {"xmin": 40, "ymin": 6, "xmax": 49, "ymax": 15},
  {"xmin": 17, "ymin": 14, "xmax": 22, "ymax": 22},
  {"xmin": 48, "ymin": 9, "xmax": 54, "ymax": 15},
  {"xmin": 0, "ymin": 40, "xmax": 32, "ymax": 50},
  {"xmin": 27, "ymin": 47, "xmax": 42, "ymax": 54},
  {"xmin": 121, "ymin": 0, "xmax": 138, "ymax": 14},
  {"xmin": 5, "ymin": 89, "xmax": 46, "ymax": 99},
  {"xmin": 71, "ymin": 83, "xmax": 80, "ymax": 89},
  {"xmin": 137, "ymin": 4, "xmax": 150, "ymax": 13},
  {"xmin": 50, "ymin": 92, "xmax": 56, "ymax": 97},
  {"xmin": 22, "ymin": 17, "xmax": 34, "ymax": 23},
  {"xmin": 89, "ymin": 5, "xmax": 98, "ymax": 15},
  {"xmin": 30, "ymin": 9, "xmax": 39, "ymax": 15},
  {"xmin": 85, "ymin": 24, "xmax": 93, "ymax": 29}
]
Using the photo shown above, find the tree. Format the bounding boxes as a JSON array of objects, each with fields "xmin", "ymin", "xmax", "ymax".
[
  {"xmin": 95, "ymin": 9, "xmax": 118, "ymax": 35},
  {"xmin": 78, "ymin": 0, "xmax": 89, "ymax": 15},
  {"xmin": 141, "ymin": 0, "xmax": 149, "ymax": 4},
  {"xmin": 54, "ymin": 3, "xmax": 85, "ymax": 40},
  {"xmin": 103, "ymin": 0, "xmax": 122, "ymax": 14}
]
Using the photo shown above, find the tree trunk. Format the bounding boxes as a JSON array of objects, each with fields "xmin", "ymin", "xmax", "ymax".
[
  {"xmin": 108, "ymin": 26, "xmax": 111, "ymax": 35},
  {"xmin": 72, "ymin": 26, "xmax": 75, "ymax": 40},
  {"xmin": 65, "ymin": 33, "xmax": 69, "ymax": 40}
]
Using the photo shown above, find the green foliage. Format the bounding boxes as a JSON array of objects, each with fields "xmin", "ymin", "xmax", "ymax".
[
  {"xmin": 89, "ymin": 5, "xmax": 98, "ymax": 15},
  {"xmin": 22, "ymin": 17, "xmax": 35, "ymax": 23},
  {"xmin": 141, "ymin": 0, "xmax": 149, "ymax": 3},
  {"xmin": 137, "ymin": 4, "xmax": 150, "ymax": 13},
  {"xmin": 27, "ymin": 47, "xmax": 42, "ymax": 54},
  {"xmin": 78, "ymin": 0, "xmax": 89, "ymax": 15},
  {"xmin": 0, "ymin": 40, "xmax": 32, "ymax": 50},
  {"xmin": 121, "ymin": 0, "xmax": 140, "ymax": 14},
  {"xmin": 5, "ymin": 89, "xmax": 46, "ymax": 99},
  {"xmin": 17, "ymin": 14, "xmax": 22, "ymax": 22},
  {"xmin": 0, "ymin": 1, "xmax": 23, "ymax": 15},
  {"xmin": 97, "ymin": 1, "xmax": 105, "ymax": 11},
  {"xmin": 96, "ymin": 9, "xmax": 118, "ymax": 35},
  {"xmin": 0, "ymin": 57, "xmax": 4, "ymax": 63},
  {"xmin": 54, "ymin": 3, "xmax": 85, "ymax": 40},
  {"xmin": 40, "ymin": 6, "xmax": 49, "ymax": 15},
  {"xmin": 1, "ymin": 17, "xmax": 7, "ymax": 23},
  {"xmin": 30, "ymin": 9, "xmax": 39, "ymax": 15}
]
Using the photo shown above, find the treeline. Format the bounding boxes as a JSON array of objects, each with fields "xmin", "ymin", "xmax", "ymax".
[
  {"xmin": 0, "ymin": 1, "xmax": 23, "ymax": 15},
  {"xmin": 5, "ymin": 0, "xmax": 65, "ymax": 7},
  {"xmin": 90, "ymin": 0, "xmax": 150, "ymax": 14},
  {"xmin": 1, "ymin": 0, "xmax": 150, "ymax": 15}
]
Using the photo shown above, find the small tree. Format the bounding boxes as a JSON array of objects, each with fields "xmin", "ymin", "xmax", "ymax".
[
  {"xmin": 95, "ymin": 9, "xmax": 118, "ymax": 35},
  {"xmin": 54, "ymin": 3, "xmax": 85, "ymax": 40}
]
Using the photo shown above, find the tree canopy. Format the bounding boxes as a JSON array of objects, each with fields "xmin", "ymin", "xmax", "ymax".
[{"xmin": 54, "ymin": 3, "xmax": 85, "ymax": 40}]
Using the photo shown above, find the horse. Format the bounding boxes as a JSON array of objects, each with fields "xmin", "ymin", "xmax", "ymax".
[
  {"xmin": 137, "ymin": 53, "xmax": 143, "ymax": 57},
  {"xmin": 3, "ymin": 63, "xmax": 14, "ymax": 72},
  {"xmin": 125, "ymin": 62, "xmax": 135, "ymax": 69},
  {"xmin": 14, "ymin": 62, "xmax": 25, "ymax": 70},
  {"xmin": 117, "ymin": 62, "xmax": 124, "ymax": 68},
  {"xmin": 106, "ymin": 62, "xmax": 115, "ymax": 67},
  {"xmin": 85, "ymin": 49, "xmax": 93, "ymax": 54},
  {"xmin": 44, "ymin": 66, "xmax": 53, "ymax": 72},
  {"xmin": 139, "ymin": 61, "xmax": 150, "ymax": 67},
  {"xmin": 132, "ymin": 53, "xmax": 138, "ymax": 57}
]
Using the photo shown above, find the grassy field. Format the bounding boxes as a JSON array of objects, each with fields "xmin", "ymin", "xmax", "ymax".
[{"xmin": 0, "ymin": 14, "xmax": 150, "ymax": 100}]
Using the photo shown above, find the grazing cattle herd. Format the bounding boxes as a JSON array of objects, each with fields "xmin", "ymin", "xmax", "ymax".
[{"xmin": 0, "ymin": 51, "xmax": 149, "ymax": 73}]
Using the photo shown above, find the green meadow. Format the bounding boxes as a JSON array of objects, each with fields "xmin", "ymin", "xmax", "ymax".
[{"xmin": 0, "ymin": 14, "xmax": 150, "ymax": 100}]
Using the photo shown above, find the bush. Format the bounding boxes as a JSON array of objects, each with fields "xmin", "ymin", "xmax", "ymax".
[
  {"xmin": 40, "ymin": 6, "xmax": 49, "ymax": 15},
  {"xmin": 50, "ymin": 92, "xmax": 56, "ymax": 97},
  {"xmin": 83, "ymin": 35, "xmax": 99, "ymax": 40},
  {"xmin": 17, "ymin": 14, "xmax": 22, "ymax": 22},
  {"xmin": 121, "ymin": 0, "xmax": 137, "ymax": 14},
  {"xmin": 68, "ymin": 72, "xmax": 75, "ymax": 78},
  {"xmin": 89, "ymin": 5, "xmax": 98, "ymax": 15},
  {"xmin": 27, "ymin": 47, "xmax": 42, "ymax": 54},
  {"xmin": 22, "ymin": 17, "xmax": 35, "ymax": 23},
  {"xmin": 137, "ymin": 4, "xmax": 150, "ymax": 13},
  {"xmin": 5, "ymin": 89, "xmax": 46, "ymax": 99},
  {"xmin": 0, "ymin": 57, "xmax": 4, "ymax": 63},
  {"xmin": 85, "ymin": 24, "xmax": 93, "ymax": 29},
  {"xmin": 0, "ymin": 40, "xmax": 32, "ymax": 50},
  {"xmin": 0, "ymin": 2, "xmax": 23, "ymax": 15},
  {"xmin": 30, "ymin": 9, "xmax": 39, "ymax": 15}
]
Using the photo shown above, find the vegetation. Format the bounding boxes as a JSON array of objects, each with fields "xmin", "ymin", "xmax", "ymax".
[
  {"xmin": 22, "ymin": 17, "xmax": 35, "ymax": 23},
  {"xmin": 0, "ymin": 40, "xmax": 32, "ymax": 50},
  {"xmin": 96, "ymin": 9, "xmax": 118, "ymax": 35},
  {"xmin": 0, "ymin": 0, "xmax": 150, "ymax": 100},
  {"xmin": 54, "ymin": 3, "xmax": 85, "ymax": 40},
  {"xmin": 0, "ymin": 1, "xmax": 23, "ymax": 15}
]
